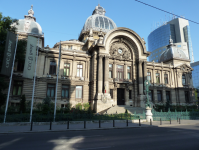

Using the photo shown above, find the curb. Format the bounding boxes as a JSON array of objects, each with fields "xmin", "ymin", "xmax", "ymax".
[{"xmin": 0, "ymin": 126, "xmax": 155, "ymax": 134}]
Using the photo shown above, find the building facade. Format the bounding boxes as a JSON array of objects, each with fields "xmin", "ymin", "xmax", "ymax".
[
  {"xmin": 148, "ymin": 18, "xmax": 194, "ymax": 63},
  {"xmin": 6, "ymin": 5, "xmax": 195, "ymax": 112}
]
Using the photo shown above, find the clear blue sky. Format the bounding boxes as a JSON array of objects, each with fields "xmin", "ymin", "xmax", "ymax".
[{"xmin": 1, "ymin": 0, "xmax": 199, "ymax": 61}]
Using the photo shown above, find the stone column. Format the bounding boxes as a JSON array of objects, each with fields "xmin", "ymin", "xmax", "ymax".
[
  {"xmin": 113, "ymin": 60, "xmax": 116, "ymax": 79},
  {"xmin": 143, "ymin": 61, "xmax": 147, "ymax": 94},
  {"xmin": 98, "ymin": 55, "xmax": 103, "ymax": 93},
  {"xmin": 124, "ymin": 61, "xmax": 127, "ymax": 80},
  {"xmin": 104, "ymin": 55, "xmax": 109, "ymax": 94},
  {"xmin": 138, "ymin": 60, "xmax": 143, "ymax": 95}
]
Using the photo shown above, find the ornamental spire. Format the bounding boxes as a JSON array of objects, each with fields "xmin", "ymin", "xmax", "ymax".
[{"xmin": 24, "ymin": 5, "xmax": 36, "ymax": 21}]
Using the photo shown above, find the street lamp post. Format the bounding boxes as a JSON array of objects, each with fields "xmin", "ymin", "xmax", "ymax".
[{"xmin": 144, "ymin": 80, "xmax": 151, "ymax": 108}]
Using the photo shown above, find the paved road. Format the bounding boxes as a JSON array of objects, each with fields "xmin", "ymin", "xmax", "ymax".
[{"xmin": 1, "ymin": 124, "xmax": 199, "ymax": 150}]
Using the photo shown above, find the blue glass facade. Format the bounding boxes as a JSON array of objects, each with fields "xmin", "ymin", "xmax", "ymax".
[
  {"xmin": 183, "ymin": 25, "xmax": 194, "ymax": 62},
  {"xmin": 148, "ymin": 24, "xmax": 176, "ymax": 52},
  {"xmin": 191, "ymin": 64, "xmax": 199, "ymax": 89}
]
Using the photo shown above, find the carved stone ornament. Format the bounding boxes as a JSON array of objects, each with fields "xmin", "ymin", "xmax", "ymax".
[{"xmin": 109, "ymin": 42, "xmax": 131, "ymax": 60}]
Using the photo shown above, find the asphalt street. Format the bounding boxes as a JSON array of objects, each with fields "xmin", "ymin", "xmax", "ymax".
[{"xmin": 1, "ymin": 124, "xmax": 199, "ymax": 150}]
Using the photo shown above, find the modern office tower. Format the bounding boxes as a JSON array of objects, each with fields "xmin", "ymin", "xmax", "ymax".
[
  {"xmin": 148, "ymin": 18, "xmax": 194, "ymax": 63},
  {"xmin": 191, "ymin": 61, "xmax": 199, "ymax": 89}
]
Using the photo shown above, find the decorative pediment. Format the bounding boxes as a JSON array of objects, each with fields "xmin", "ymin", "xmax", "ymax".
[
  {"xmin": 175, "ymin": 63, "xmax": 193, "ymax": 73},
  {"xmin": 109, "ymin": 41, "xmax": 131, "ymax": 60}
]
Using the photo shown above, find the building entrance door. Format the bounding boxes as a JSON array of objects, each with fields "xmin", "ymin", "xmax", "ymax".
[{"xmin": 117, "ymin": 88, "xmax": 125, "ymax": 105}]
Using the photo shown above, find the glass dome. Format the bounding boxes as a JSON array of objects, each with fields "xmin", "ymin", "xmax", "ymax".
[{"xmin": 81, "ymin": 4, "xmax": 117, "ymax": 33}]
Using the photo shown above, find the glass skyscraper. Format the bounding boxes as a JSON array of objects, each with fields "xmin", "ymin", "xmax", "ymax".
[
  {"xmin": 191, "ymin": 61, "xmax": 199, "ymax": 89},
  {"xmin": 148, "ymin": 18, "xmax": 194, "ymax": 63}
]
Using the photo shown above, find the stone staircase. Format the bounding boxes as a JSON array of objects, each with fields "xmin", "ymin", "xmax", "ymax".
[{"xmin": 106, "ymin": 105, "xmax": 145, "ymax": 114}]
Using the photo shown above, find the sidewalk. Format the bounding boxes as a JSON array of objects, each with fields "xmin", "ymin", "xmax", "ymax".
[{"xmin": 0, "ymin": 120, "xmax": 198, "ymax": 134}]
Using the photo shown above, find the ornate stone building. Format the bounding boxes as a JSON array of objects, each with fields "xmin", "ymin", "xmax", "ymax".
[{"xmin": 9, "ymin": 5, "xmax": 195, "ymax": 112}]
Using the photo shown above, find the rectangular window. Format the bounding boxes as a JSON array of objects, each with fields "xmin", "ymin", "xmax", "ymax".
[
  {"xmin": 47, "ymin": 84, "xmax": 55, "ymax": 97},
  {"xmin": 147, "ymin": 72, "xmax": 151, "ymax": 83},
  {"xmin": 109, "ymin": 64, "xmax": 112, "ymax": 78},
  {"xmin": 185, "ymin": 91, "xmax": 189, "ymax": 103},
  {"xmin": 64, "ymin": 63, "xmax": 70, "ymax": 76},
  {"xmin": 76, "ymin": 86, "xmax": 83, "ymax": 98},
  {"xmin": 49, "ymin": 61, "xmax": 56, "ymax": 75},
  {"xmin": 110, "ymin": 89, "xmax": 113, "ymax": 99},
  {"xmin": 68, "ymin": 45, "xmax": 73, "ymax": 50},
  {"xmin": 164, "ymin": 74, "xmax": 168, "ymax": 84},
  {"xmin": 62, "ymin": 85, "xmax": 69, "ymax": 98},
  {"xmin": 157, "ymin": 90, "xmax": 162, "ymax": 102},
  {"xmin": 166, "ymin": 91, "xmax": 170, "ymax": 102},
  {"xmin": 13, "ymin": 81, "xmax": 23, "ymax": 96},
  {"xmin": 117, "ymin": 65, "xmax": 124, "ymax": 81},
  {"xmin": 129, "ymin": 90, "xmax": 132, "ymax": 99},
  {"xmin": 149, "ymin": 90, "xmax": 153, "ymax": 101},
  {"xmin": 127, "ymin": 66, "xmax": 131, "ymax": 80},
  {"xmin": 77, "ymin": 64, "xmax": 83, "ymax": 77},
  {"xmin": 182, "ymin": 74, "xmax": 186, "ymax": 85},
  {"xmin": 156, "ymin": 73, "xmax": 160, "ymax": 84}
]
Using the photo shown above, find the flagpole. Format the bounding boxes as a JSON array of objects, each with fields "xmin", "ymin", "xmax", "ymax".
[
  {"xmin": 3, "ymin": 34, "xmax": 18, "ymax": 123},
  {"xmin": 54, "ymin": 41, "xmax": 61, "ymax": 122},
  {"xmin": 29, "ymin": 38, "xmax": 40, "ymax": 122}
]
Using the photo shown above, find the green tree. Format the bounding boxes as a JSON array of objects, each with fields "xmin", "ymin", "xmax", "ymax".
[
  {"xmin": 42, "ymin": 97, "xmax": 53, "ymax": 114},
  {"xmin": 0, "ymin": 12, "xmax": 26, "ymax": 108},
  {"xmin": 19, "ymin": 94, "xmax": 26, "ymax": 113}
]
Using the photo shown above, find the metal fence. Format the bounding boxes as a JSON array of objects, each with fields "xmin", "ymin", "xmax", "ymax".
[{"xmin": 152, "ymin": 109, "xmax": 199, "ymax": 121}]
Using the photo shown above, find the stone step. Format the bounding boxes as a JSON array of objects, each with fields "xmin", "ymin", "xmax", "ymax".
[{"xmin": 106, "ymin": 105, "xmax": 146, "ymax": 114}]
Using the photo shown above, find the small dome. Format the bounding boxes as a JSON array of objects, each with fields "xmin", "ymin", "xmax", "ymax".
[
  {"xmin": 12, "ymin": 5, "xmax": 43, "ymax": 36},
  {"xmin": 159, "ymin": 41, "xmax": 189, "ymax": 63},
  {"xmin": 82, "ymin": 4, "xmax": 117, "ymax": 33}
]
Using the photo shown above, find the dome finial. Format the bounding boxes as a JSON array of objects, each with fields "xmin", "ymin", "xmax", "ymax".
[{"xmin": 24, "ymin": 5, "xmax": 36, "ymax": 21}]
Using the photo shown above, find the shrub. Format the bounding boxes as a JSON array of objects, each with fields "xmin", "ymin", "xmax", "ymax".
[
  {"xmin": 75, "ymin": 103, "xmax": 82, "ymax": 110},
  {"xmin": 83, "ymin": 103, "xmax": 90, "ymax": 111}
]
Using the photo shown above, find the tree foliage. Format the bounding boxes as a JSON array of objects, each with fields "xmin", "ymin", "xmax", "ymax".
[
  {"xmin": 0, "ymin": 12, "xmax": 27, "ymax": 108},
  {"xmin": 0, "ymin": 12, "xmax": 26, "ymax": 68}
]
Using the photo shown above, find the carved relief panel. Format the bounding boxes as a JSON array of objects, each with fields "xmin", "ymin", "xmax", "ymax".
[{"xmin": 109, "ymin": 41, "xmax": 131, "ymax": 60}]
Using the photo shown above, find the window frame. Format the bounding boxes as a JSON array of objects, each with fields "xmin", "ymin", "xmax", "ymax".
[
  {"xmin": 64, "ymin": 63, "xmax": 70, "ymax": 76},
  {"xmin": 147, "ymin": 72, "xmax": 151, "ymax": 83},
  {"xmin": 166, "ymin": 91, "xmax": 170, "ymax": 102},
  {"xmin": 182, "ymin": 74, "xmax": 186, "ymax": 85},
  {"xmin": 164, "ymin": 74, "xmax": 168, "ymax": 84},
  {"xmin": 46, "ymin": 83, "xmax": 55, "ymax": 98},
  {"xmin": 156, "ymin": 73, "xmax": 160, "ymax": 84},
  {"xmin": 184, "ymin": 91, "xmax": 189, "ymax": 103},
  {"xmin": 117, "ymin": 65, "xmax": 124, "ymax": 81},
  {"xmin": 77, "ymin": 64, "xmax": 83, "ymax": 77},
  {"xmin": 127, "ymin": 66, "xmax": 131, "ymax": 80},
  {"xmin": 61, "ymin": 85, "xmax": 69, "ymax": 98},
  {"xmin": 76, "ymin": 85, "xmax": 83, "ymax": 99},
  {"xmin": 109, "ymin": 64, "xmax": 113, "ymax": 78},
  {"xmin": 68, "ymin": 45, "xmax": 73, "ymax": 50},
  {"xmin": 12, "ymin": 81, "xmax": 23, "ymax": 96},
  {"xmin": 157, "ymin": 90, "xmax": 162, "ymax": 102},
  {"xmin": 129, "ymin": 90, "xmax": 132, "ymax": 99},
  {"xmin": 49, "ymin": 61, "xmax": 57, "ymax": 75}
]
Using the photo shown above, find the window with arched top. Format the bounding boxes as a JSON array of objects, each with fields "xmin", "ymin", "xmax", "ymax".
[{"xmin": 182, "ymin": 74, "xmax": 186, "ymax": 85}]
